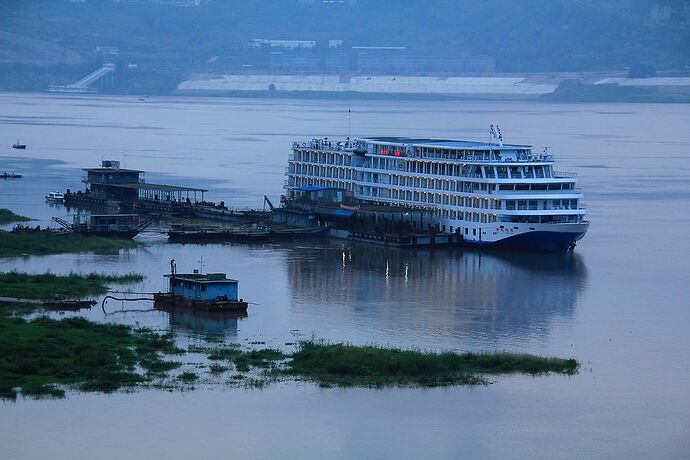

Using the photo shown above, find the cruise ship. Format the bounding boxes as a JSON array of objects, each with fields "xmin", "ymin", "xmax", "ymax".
[{"xmin": 284, "ymin": 130, "xmax": 589, "ymax": 252}]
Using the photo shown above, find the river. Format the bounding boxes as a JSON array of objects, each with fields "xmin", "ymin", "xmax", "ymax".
[{"xmin": 0, "ymin": 93, "xmax": 689, "ymax": 459}]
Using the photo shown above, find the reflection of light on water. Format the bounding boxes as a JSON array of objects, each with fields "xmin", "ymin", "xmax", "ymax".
[{"xmin": 287, "ymin": 243, "xmax": 589, "ymax": 342}]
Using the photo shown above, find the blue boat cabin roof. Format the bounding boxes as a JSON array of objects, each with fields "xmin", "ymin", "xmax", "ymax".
[{"xmin": 164, "ymin": 273, "xmax": 238, "ymax": 284}]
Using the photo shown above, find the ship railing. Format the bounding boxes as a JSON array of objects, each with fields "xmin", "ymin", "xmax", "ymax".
[{"xmin": 554, "ymin": 171, "xmax": 577, "ymax": 178}]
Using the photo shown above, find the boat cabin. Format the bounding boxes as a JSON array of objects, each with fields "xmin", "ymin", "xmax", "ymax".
[{"xmin": 165, "ymin": 272, "xmax": 239, "ymax": 302}]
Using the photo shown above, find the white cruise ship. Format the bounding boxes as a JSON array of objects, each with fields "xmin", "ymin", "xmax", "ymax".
[{"xmin": 284, "ymin": 131, "xmax": 589, "ymax": 252}]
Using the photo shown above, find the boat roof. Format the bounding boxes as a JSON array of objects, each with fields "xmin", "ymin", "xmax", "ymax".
[
  {"xmin": 165, "ymin": 273, "xmax": 238, "ymax": 283},
  {"xmin": 89, "ymin": 182, "xmax": 208, "ymax": 192},
  {"xmin": 360, "ymin": 137, "xmax": 531, "ymax": 150},
  {"xmin": 83, "ymin": 168, "xmax": 144, "ymax": 173}
]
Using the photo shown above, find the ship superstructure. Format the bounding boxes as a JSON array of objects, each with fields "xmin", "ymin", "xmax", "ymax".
[{"xmin": 284, "ymin": 133, "xmax": 589, "ymax": 252}]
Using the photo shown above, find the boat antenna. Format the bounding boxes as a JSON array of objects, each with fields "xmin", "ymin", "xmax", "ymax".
[
  {"xmin": 347, "ymin": 108, "xmax": 351, "ymax": 139},
  {"xmin": 199, "ymin": 256, "xmax": 205, "ymax": 275}
]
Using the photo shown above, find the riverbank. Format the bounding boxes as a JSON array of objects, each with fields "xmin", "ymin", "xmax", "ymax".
[
  {"xmin": 0, "ymin": 231, "xmax": 140, "ymax": 258},
  {"xmin": 0, "ymin": 271, "xmax": 144, "ymax": 300},
  {"xmin": 0, "ymin": 209, "xmax": 30, "ymax": 225}
]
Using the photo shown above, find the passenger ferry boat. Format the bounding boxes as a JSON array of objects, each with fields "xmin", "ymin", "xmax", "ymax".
[{"xmin": 284, "ymin": 128, "xmax": 589, "ymax": 252}]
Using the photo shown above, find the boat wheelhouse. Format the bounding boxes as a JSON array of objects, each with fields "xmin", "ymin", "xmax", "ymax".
[
  {"xmin": 284, "ymin": 134, "xmax": 589, "ymax": 252},
  {"xmin": 154, "ymin": 261, "xmax": 249, "ymax": 312}
]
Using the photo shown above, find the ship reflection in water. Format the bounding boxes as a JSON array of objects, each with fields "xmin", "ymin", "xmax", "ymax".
[
  {"xmin": 166, "ymin": 307, "xmax": 246, "ymax": 338},
  {"xmin": 286, "ymin": 242, "xmax": 588, "ymax": 347}
]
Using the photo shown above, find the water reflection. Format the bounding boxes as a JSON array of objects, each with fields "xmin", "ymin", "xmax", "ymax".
[
  {"xmin": 287, "ymin": 242, "xmax": 588, "ymax": 344},
  {"xmin": 167, "ymin": 308, "xmax": 245, "ymax": 338}
]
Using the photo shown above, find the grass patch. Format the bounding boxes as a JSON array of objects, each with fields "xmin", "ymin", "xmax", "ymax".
[
  {"xmin": 178, "ymin": 372, "xmax": 199, "ymax": 383},
  {"xmin": 206, "ymin": 346, "xmax": 285, "ymax": 372},
  {"xmin": 0, "ymin": 209, "xmax": 31, "ymax": 224},
  {"xmin": 209, "ymin": 364, "xmax": 228, "ymax": 375},
  {"xmin": 0, "ymin": 271, "xmax": 144, "ymax": 300},
  {"xmin": 284, "ymin": 341, "xmax": 579, "ymax": 388},
  {"xmin": 0, "ymin": 315, "xmax": 179, "ymax": 400},
  {"xmin": 0, "ymin": 231, "xmax": 139, "ymax": 258}
]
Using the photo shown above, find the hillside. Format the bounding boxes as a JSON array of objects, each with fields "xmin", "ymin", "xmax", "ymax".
[{"xmin": 0, "ymin": 0, "xmax": 688, "ymax": 94}]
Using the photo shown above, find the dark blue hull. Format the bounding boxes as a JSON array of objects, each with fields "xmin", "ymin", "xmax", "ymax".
[{"xmin": 467, "ymin": 231, "xmax": 585, "ymax": 253}]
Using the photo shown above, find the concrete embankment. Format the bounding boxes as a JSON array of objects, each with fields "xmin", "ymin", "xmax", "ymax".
[{"xmin": 176, "ymin": 74, "xmax": 558, "ymax": 99}]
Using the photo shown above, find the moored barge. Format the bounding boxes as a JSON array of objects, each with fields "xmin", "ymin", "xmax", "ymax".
[{"xmin": 153, "ymin": 261, "xmax": 248, "ymax": 312}]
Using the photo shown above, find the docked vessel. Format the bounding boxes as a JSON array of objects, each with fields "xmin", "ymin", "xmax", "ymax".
[
  {"xmin": 153, "ymin": 260, "xmax": 249, "ymax": 312},
  {"xmin": 52, "ymin": 213, "xmax": 153, "ymax": 239},
  {"xmin": 191, "ymin": 203, "xmax": 269, "ymax": 223},
  {"xmin": 45, "ymin": 191, "xmax": 64, "ymax": 203},
  {"xmin": 284, "ymin": 129, "xmax": 589, "ymax": 252},
  {"xmin": 1, "ymin": 172, "xmax": 22, "ymax": 179}
]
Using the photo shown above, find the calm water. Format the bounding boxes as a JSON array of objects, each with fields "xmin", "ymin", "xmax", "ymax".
[{"xmin": 1, "ymin": 93, "xmax": 689, "ymax": 459}]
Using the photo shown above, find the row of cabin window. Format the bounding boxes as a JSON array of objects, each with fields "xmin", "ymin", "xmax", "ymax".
[
  {"xmin": 293, "ymin": 151, "xmax": 353, "ymax": 166},
  {"xmin": 293, "ymin": 154, "xmax": 553, "ymax": 181},
  {"xmin": 291, "ymin": 164, "xmax": 355, "ymax": 179},
  {"xmin": 370, "ymin": 145, "xmax": 530, "ymax": 161},
  {"xmin": 362, "ymin": 174, "xmax": 574, "ymax": 194},
  {"xmin": 361, "ymin": 187, "xmax": 501, "ymax": 208}
]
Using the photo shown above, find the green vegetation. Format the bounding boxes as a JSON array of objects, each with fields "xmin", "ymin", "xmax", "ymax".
[
  {"xmin": 0, "ymin": 318, "xmax": 579, "ymax": 399},
  {"xmin": 0, "ymin": 231, "xmax": 139, "ymax": 258},
  {"xmin": 203, "ymin": 341, "xmax": 577, "ymax": 388},
  {"xmin": 541, "ymin": 79, "xmax": 690, "ymax": 103},
  {"xmin": 0, "ymin": 209, "xmax": 30, "ymax": 225},
  {"xmin": 0, "ymin": 316, "xmax": 180, "ymax": 400},
  {"xmin": 177, "ymin": 372, "xmax": 199, "ymax": 383},
  {"xmin": 284, "ymin": 341, "xmax": 578, "ymax": 388},
  {"xmin": 0, "ymin": 271, "xmax": 144, "ymax": 300},
  {"xmin": 205, "ymin": 345, "xmax": 285, "ymax": 372}
]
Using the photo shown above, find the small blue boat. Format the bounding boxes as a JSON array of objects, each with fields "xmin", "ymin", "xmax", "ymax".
[{"xmin": 154, "ymin": 260, "xmax": 248, "ymax": 312}]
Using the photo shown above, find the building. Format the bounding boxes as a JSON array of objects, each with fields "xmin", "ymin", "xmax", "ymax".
[
  {"xmin": 80, "ymin": 160, "xmax": 207, "ymax": 203},
  {"xmin": 248, "ymin": 39, "xmax": 317, "ymax": 50}
]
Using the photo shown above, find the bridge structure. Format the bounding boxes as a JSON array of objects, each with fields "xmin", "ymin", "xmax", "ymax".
[{"xmin": 48, "ymin": 63, "xmax": 116, "ymax": 94}]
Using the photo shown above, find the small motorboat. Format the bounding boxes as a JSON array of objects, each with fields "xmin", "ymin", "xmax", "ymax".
[
  {"xmin": 0, "ymin": 172, "xmax": 22, "ymax": 179},
  {"xmin": 43, "ymin": 299, "xmax": 96, "ymax": 311},
  {"xmin": 45, "ymin": 191, "xmax": 65, "ymax": 203},
  {"xmin": 12, "ymin": 139, "xmax": 26, "ymax": 150}
]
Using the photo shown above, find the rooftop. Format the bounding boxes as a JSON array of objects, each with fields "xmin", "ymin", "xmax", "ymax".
[
  {"xmin": 361, "ymin": 137, "xmax": 531, "ymax": 150},
  {"xmin": 84, "ymin": 168, "xmax": 144, "ymax": 173},
  {"xmin": 165, "ymin": 273, "xmax": 238, "ymax": 283},
  {"xmin": 89, "ymin": 181, "xmax": 208, "ymax": 192}
]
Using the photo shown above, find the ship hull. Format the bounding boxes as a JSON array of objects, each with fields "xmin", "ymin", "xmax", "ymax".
[
  {"xmin": 468, "ymin": 230, "xmax": 585, "ymax": 253},
  {"xmin": 462, "ymin": 222, "xmax": 589, "ymax": 253},
  {"xmin": 153, "ymin": 293, "xmax": 248, "ymax": 312}
]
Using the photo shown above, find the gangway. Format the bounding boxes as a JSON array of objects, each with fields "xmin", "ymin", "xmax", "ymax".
[{"xmin": 48, "ymin": 63, "xmax": 115, "ymax": 94}]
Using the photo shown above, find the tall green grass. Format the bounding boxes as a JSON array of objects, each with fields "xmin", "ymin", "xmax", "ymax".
[
  {"xmin": 0, "ymin": 271, "xmax": 144, "ymax": 300},
  {"xmin": 0, "ymin": 209, "xmax": 30, "ymax": 224},
  {"xmin": 285, "ymin": 341, "xmax": 579, "ymax": 388},
  {"xmin": 0, "ymin": 232, "xmax": 138, "ymax": 258},
  {"xmin": 0, "ymin": 316, "xmax": 180, "ymax": 400}
]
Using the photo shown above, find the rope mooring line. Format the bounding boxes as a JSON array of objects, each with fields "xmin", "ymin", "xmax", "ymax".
[{"xmin": 101, "ymin": 295, "xmax": 154, "ymax": 314}]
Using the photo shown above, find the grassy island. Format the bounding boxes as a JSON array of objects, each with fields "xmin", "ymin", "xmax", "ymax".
[
  {"xmin": 0, "ymin": 318, "xmax": 579, "ymax": 399},
  {"xmin": 285, "ymin": 341, "xmax": 578, "ymax": 387},
  {"xmin": 201, "ymin": 341, "xmax": 578, "ymax": 389},
  {"xmin": 0, "ymin": 209, "xmax": 31, "ymax": 225},
  {"xmin": 0, "ymin": 232, "xmax": 139, "ymax": 258},
  {"xmin": 0, "ymin": 271, "xmax": 144, "ymax": 300}
]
